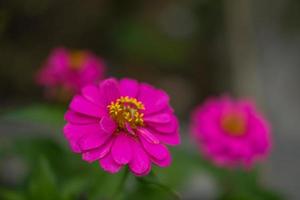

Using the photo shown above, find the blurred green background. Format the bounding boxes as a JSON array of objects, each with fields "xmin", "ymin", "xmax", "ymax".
[{"xmin": 1, "ymin": 0, "xmax": 300, "ymax": 199}]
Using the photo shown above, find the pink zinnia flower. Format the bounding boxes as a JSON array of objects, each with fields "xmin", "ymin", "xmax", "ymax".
[
  {"xmin": 63, "ymin": 78, "xmax": 180, "ymax": 176},
  {"xmin": 36, "ymin": 47, "xmax": 106, "ymax": 98},
  {"xmin": 190, "ymin": 96, "xmax": 271, "ymax": 168}
]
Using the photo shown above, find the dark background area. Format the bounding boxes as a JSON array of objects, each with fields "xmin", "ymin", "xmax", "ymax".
[{"xmin": 0, "ymin": 0, "xmax": 231, "ymax": 106}]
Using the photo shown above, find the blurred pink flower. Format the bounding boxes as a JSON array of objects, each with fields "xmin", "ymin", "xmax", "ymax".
[
  {"xmin": 190, "ymin": 96, "xmax": 271, "ymax": 168},
  {"xmin": 36, "ymin": 47, "xmax": 106, "ymax": 99},
  {"xmin": 64, "ymin": 78, "xmax": 180, "ymax": 176}
]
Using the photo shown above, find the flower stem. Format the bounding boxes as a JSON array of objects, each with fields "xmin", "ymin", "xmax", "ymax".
[
  {"xmin": 137, "ymin": 172, "xmax": 181, "ymax": 199},
  {"xmin": 112, "ymin": 167, "xmax": 129, "ymax": 199}
]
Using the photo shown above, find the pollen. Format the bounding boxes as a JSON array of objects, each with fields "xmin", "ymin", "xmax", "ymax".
[
  {"xmin": 221, "ymin": 113, "xmax": 246, "ymax": 136},
  {"xmin": 107, "ymin": 96, "xmax": 145, "ymax": 130}
]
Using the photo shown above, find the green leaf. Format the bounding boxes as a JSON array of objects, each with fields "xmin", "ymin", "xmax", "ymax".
[
  {"xmin": 152, "ymin": 147, "xmax": 202, "ymax": 189},
  {"xmin": 0, "ymin": 188, "xmax": 25, "ymax": 200},
  {"xmin": 1, "ymin": 104, "xmax": 65, "ymax": 126},
  {"xmin": 13, "ymin": 138, "xmax": 71, "ymax": 177},
  {"xmin": 27, "ymin": 157, "xmax": 60, "ymax": 200},
  {"xmin": 125, "ymin": 178, "xmax": 172, "ymax": 200},
  {"xmin": 213, "ymin": 165, "xmax": 283, "ymax": 200},
  {"xmin": 87, "ymin": 169, "xmax": 125, "ymax": 200},
  {"xmin": 61, "ymin": 176, "xmax": 90, "ymax": 200}
]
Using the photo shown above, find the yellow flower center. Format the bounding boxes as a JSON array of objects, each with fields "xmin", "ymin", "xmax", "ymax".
[
  {"xmin": 69, "ymin": 51, "xmax": 86, "ymax": 70},
  {"xmin": 221, "ymin": 113, "xmax": 246, "ymax": 136},
  {"xmin": 107, "ymin": 96, "xmax": 145, "ymax": 129}
]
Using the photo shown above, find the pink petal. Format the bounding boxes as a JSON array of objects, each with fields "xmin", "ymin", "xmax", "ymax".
[
  {"xmin": 139, "ymin": 135, "xmax": 169, "ymax": 160},
  {"xmin": 81, "ymin": 85, "xmax": 102, "ymax": 105},
  {"xmin": 125, "ymin": 122, "xmax": 136, "ymax": 136},
  {"xmin": 64, "ymin": 123, "xmax": 106, "ymax": 140},
  {"xmin": 98, "ymin": 78, "xmax": 120, "ymax": 105},
  {"xmin": 119, "ymin": 78, "xmax": 139, "ymax": 97},
  {"xmin": 129, "ymin": 140, "xmax": 151, "ymax": 175},
  {"xmin": 132, "ymin": 164, "xmax": 152, "ymax": 176},
  {"xmin": 64, "ymin": 110, "xmax": 99, "ymax": 124},
  {"xmin": 138, "ymin": 83, "xmax": 169, "ymax": 114},
  {"xmin": 150, "ymin": 116, "xmax": 178, "ymax": 134},
  {"xmin": 78, "ymin": 133, "xmax": 108, "ymax": 150},
  {"xmin": 63, "ymin": 123, "xmax": 84, "ymax": 140},
  {"xmin": 148, "ymin": 89, "xmax": 170, "ymax": 113},
  {"xmin": 50, "ymin": 48, "xmax": 69, "ymax": 70},
  {"xmin": 151, "ymin": 153, "xmax": 171, "ymax": 167},
  {"xmin": 82, "ymin": 139, "xmax": 113, "ymax": 163},
  {"xmin": 64, "ymin": 123, "xmax": 112, "ymax": 150},
  {"xmin": 70, "ymin": 95, "xmax": 104, "ymax": 118},
  {"xmin": 137, "ymin": 128, "xmax": 160, "ymax": 144},
  {"xmin": 144, "ymin": 113, "xmax": 171, "ymax": 124},
  {"xmin": 99, "ymin": 153, "xmax": 122, "ymax": 173},
  {"xmin": 111, "ymin": 133, "xmax": 133, "ymax": 164},
  {"xmin": 99, "ymin": 116, "xmax": 117, "ymax": 133},
  {"xmin": 69, "ymin": 140, "xmax": 81, "ymax": 153},
  {"xmin": 152, "ymin": 129, "xmax": 181, "ymax": 146}
]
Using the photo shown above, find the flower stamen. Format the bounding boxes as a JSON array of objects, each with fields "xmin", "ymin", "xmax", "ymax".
[
  {"xmin": 221, "ymin": 113, "xmax": 246, "ymax": 136},
  {"xmin": 107, "ymin": 96, "xmax": 145, "ymax": 130},
  {"xmin": 69, "ymin": 51, "xmax": 86, "ymax": 70}
]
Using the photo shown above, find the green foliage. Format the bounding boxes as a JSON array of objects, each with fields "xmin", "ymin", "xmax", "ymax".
[
  {"xmin": 0, "ymin": 189, "xmax": 25, "ymax": 200},
  {"xmin": 60, "ymin": 176, "xmax": 90, "ymax": 200},
  {"xmin": 27, "ymin": 157, "xmax": 59, "ymax": 200},
  {"xmin": 1, "ymin": 104, "xmax": 65, "ymax": 126},
  {"xmin": 0, "ymin": 105, "xmax": 283, "ymax": 199},
  {"xmin": 125, "ymin": 180, "xmax": 172, "ymax": 200}
]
